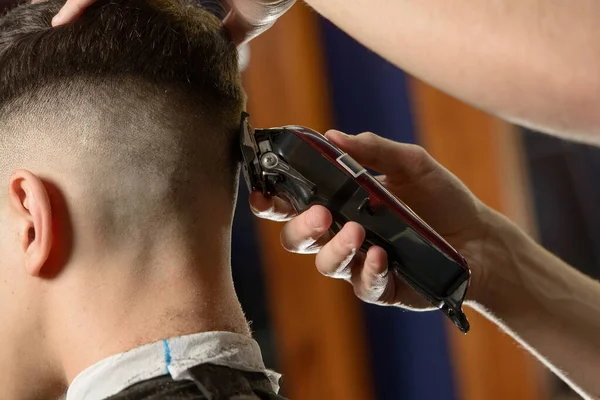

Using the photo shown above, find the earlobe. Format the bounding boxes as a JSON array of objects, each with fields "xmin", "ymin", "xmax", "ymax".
[{"xmin": 8, "ymin": 169, "xmax": 53, "ymax": 277}]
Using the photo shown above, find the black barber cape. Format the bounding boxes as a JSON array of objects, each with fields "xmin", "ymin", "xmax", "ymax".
[{"xmin": 106, "ymin": 363, "xmax": 287, "ymax": 400}]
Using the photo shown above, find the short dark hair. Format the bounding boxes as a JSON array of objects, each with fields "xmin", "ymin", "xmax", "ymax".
[
  {"xmin": 0, "ymin": 0, "xmax": 246, "ymax": 231},
  {"xmin": 0, "ymin": 0, "xmax": 243, "ymax": 117}
]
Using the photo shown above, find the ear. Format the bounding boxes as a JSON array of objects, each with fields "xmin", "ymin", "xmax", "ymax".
[{"xmin": 8, "ymin": 169, "xmax": 53, "ymax": 277}]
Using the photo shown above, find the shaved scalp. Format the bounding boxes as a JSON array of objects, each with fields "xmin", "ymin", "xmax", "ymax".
[{"xmin": 0, "ymin": 0, "xmax": 245, "ymax": 244}]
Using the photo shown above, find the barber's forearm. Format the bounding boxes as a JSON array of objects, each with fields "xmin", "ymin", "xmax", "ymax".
[
  {"xmin": 469, "ymin": 209, "xmax": 600, "ymax": 400},
  {"xmin": 304, "ymin": 0, "xmax": 600, "ymax": 140}
]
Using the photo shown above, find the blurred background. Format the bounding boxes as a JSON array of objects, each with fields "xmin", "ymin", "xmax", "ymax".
[
  {"xmin": 231, "ymin": 3, "xmax": 600, "ymax": 400},
  {"xmin": 2, "ymin": 0, "xmax": 599, "ymax": 398}
]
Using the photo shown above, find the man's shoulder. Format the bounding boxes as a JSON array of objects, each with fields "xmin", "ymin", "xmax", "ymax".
[{"xmin": 106, "ymin": 363, "xmax": 288, "ymax": 400}]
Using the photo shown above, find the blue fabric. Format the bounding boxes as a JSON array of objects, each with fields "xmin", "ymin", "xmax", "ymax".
[
  {"xmin": 319, "ymin": 18, "xmax": 458, "ymax": 400},
  {"xmin": 163, "ymin": 339, "xmax": 172, "ymax": 374}
]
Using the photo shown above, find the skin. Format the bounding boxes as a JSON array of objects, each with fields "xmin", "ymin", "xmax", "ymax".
[
  {"xmin": 221, "ymin": 0, "xmax": 600, "ymax": 143},
  {"xmin": 0, "ymin": 156, "xmax": 249, "ymax": 399},
  {"xmin": 248, "ymin": 130, "xmax": 600, "ymax": 400},
  {"xmin": 47, "ymin": 0, "xmax": 600, "ymax": 398}
]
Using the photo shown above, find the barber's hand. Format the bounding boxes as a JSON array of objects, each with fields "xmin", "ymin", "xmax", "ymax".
[
  {"xmin": 50, "ymin": 0, "xmax": 295, "ymax": 44},
  {"xmin": 223, "ymin": 0, "xmax": 296, "ymax": 45},
  {"xmin": 48, "ymin": 0, "xmax": 94, "ymax": 26},
  {"xmin": 250, "ymin": 130, "xmax": 491, "ymax": 310}
]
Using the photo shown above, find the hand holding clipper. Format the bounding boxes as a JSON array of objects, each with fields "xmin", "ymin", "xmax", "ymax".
[{"xmin": 240, "ymin": 113, "xmax": 473, "ymax": 333}]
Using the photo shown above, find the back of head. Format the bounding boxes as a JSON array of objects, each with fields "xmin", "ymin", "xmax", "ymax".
[{"xmin": 0, "ymin": 0, "xmax": 245, "ymax": 249}]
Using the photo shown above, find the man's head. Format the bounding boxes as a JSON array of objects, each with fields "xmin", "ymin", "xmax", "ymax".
[
  {"xmin": 0, "ymin": 0, "xmax": 247, "ymax": 391},
  {"xmin": 0, "ymin": 0, "xmax": 245, "ymax": 266}
]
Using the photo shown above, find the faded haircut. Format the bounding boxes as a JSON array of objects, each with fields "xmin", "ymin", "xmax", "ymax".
[{"xmin": 0, "ymin": 0, "xmax": 245, "ymax": 236}]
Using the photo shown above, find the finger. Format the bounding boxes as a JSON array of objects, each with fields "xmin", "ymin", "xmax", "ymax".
[
  {"xmin": 315, "ymin": 222, "xmax": 366, "ymax": 279},
  {"xmin": 51, "ymin": 0, "xmax": 96, "ymax": 26},
  {"xmin": 324, "ymin": 130, "xmax": 438, "ymax": 182},
  {"xmin": 351, "ymin": 246, "xmax": 396, "ymax": 304},
  {"xmin": 222, "ymin": 10, "xmax": 252, "ymax": 46},
  {"xmin": 280, "ymin": 205, "xmax": 333, "ymax": 253},
  {"xmin": 249, "ymin": 190, "xmax": 297, "ymax": 222}
]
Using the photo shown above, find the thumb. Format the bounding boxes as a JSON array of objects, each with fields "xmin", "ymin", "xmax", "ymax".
[
  {"xmin": 324, "ymin": 130, "xmax": 394, "ymax": 172},
  {"xmin": 324, "ymin": 129, "xmax": 438, "ymax": 182}
]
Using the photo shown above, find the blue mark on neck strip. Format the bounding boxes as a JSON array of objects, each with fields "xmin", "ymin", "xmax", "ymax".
[{"xmin": 163, "ymin": 339, "xmax": 172, "ymax": 374}]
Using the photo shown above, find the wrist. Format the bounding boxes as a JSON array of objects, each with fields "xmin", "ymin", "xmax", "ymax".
[{"xmin": 465, "ymin": 206, "xmax": 535, "ymax": 313}]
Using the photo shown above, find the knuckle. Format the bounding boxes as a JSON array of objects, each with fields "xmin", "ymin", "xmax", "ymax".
[
  {"xmin": 408, "ymin": 143, "xmax": 431, "ymax": 161},
  {"xmin": 357, "ymin": 131, "xmax": 378, "ymax": 141},
  {"xmin": 403, "ymin": 144, "xmax": 438, "ymax": 177},
  {"xmin": 407, "ymin": 143, "xmax": 431, "ymax": 162},
  {"xmin": 336, "ymin": 228, "xmax": 357, "ymax": 250}
]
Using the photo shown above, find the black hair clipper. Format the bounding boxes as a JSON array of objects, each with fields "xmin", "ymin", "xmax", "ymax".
[{"xmin": 239, "ymin": 113, "xmax": 471, "ymax": 333}]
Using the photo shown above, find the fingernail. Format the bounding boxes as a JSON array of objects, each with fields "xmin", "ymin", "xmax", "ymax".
[{"xmin": 51, "ymin": 9, "xmax": 66, "ymax": 26}]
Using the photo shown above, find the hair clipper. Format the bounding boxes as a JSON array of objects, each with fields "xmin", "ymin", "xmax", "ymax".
[{"xmin": 239, "ymin": 113, "xmax": 472, "ymax": 333}]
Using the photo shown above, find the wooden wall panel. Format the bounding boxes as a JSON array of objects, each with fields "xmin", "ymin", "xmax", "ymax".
[
  {"xmin": 242, "ymin": 4, "xmax": 374, "ymax": 399},
  {"xmin": 408, "ymin": 79, "xmax": 549, "ymax": 400}
]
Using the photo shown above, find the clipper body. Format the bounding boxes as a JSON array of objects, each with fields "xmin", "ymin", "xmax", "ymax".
[{"xmin": 240, "ymin": 114, "xmax": 471, "ymax": 333}]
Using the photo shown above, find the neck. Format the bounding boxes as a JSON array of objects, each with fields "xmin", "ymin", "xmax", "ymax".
[
  {"xmin": 50, "ymin": 237, "xmax": 249, "ymax": 389},
  {"xmin": 0, "ymin": 300, "xmax": 67, "ymax": 400}
]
